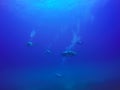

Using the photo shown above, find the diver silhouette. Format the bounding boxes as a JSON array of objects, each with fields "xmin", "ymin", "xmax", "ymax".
[{"xmin": 27, "ymin": 30, "xmax": 36, "ymax": 47}]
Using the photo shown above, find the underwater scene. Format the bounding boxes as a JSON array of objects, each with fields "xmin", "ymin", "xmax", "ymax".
[{"xmin": 0, "ymin": 0, "xmax": 120, "ymax": 90}]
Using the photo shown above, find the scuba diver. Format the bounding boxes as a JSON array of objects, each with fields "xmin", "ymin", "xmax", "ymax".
[
  {"xmin": 44, "ymin": 48, "xmax": 52, "ymax": 54},
  {"xmin": 55, "ymin": 72, "xmax": 63, "ymax": 78},
  {"xmin": 45, "ymin": 49, "xmax": 51, "ymax": 54},
  {"xmin": 61, "ymin": 31, "xmax": 79, "ymax": 57},
  {"xmin": 27, "ymin": 41, "xmax": 33, "ymax": 47},
  {"xmin": 60, "ymin": 22, "xmax": 84, "ymax": 62},
  {"xmin": 61, "ymin": 50, "xmax": 76, "ymax": 57},
  {"xmin": 27, "ymin": 30, "xmax": 36, "ymax": 47}
]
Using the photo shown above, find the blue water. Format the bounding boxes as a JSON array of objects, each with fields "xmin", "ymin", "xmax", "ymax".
[{"xmin": 0, "ymin": 0, "xmax": 120, "ymax": 90}]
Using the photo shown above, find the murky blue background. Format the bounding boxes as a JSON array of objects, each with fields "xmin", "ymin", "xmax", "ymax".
[{"xmin": 0, "ymin": 0, "xmax": 120, "ymax": 90}]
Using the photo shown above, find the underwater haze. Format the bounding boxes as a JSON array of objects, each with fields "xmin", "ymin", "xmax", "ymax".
[{"xmin": 0, "ymin": 0, "xmax": 120, "ymax": 90}]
